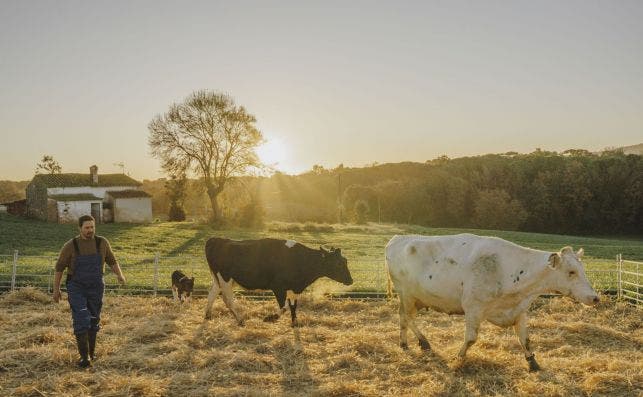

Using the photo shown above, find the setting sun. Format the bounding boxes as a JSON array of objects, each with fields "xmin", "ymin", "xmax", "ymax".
[{"xmin": 256, "ymin": 137, "xmax": 291, "ymax": 172}]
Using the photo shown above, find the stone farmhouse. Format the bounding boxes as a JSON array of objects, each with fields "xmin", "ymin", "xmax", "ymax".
[{"xmin": 26, "ymin": 165, "xmax": 152, "ymax": 223}]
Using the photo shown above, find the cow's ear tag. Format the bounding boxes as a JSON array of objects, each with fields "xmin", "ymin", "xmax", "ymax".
[{"xmin": 548, "ymin": 253, "xmax": 560, "ymax": 269}]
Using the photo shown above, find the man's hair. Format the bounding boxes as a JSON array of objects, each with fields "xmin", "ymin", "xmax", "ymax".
[{"xmin": 78, "ymin": 215, "xmax": 95, "ymax": 227}]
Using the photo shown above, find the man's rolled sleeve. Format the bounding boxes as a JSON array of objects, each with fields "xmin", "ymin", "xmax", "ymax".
[
  {"xmin": 104, "ymin": 239, "xmax": 118, "ymax": 270},
  {"xmin": 55, "ymin": 241, "xmax": 72, "ymax": 272}
]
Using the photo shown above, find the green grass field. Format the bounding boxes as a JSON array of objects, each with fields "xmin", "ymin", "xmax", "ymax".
[{"xmin": 0, "ymin": 213, "xmax": 641, "ymax": 294}]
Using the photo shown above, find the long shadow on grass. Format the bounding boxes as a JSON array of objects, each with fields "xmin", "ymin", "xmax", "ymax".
[
  {"xmin": 399, "ymin": 341, "xmax": 532, "ymax": 395},
  {"xmin": 97, "ymin": 303, "xmax": 180, "ymax": 369},
  {"xmin": 439, "ymin": 353, "xmax": 586, "ymax": 395},
  {"xmin": 167, "ymin": 228, "xmax": 210, "ymax": 256},
  {"xmin": 440, "ymin": 357, "xmax": 522, "ymax": 395},
  {"xmin": 391, "ymin": 345, "xmax": 523, "ymax": 395},
  {"xmin": 274, "ymin": 327, "xmax": 319, "ymax": 395},
  {"xmin": 532, "ymin": 370, "xmax": 588, "ymax": 396},
  {"xmin": 403, "ymin": 346, "xmax": 450, "ymax": 369},
  {"xmin": 186, "ymin": 308, "xmax": 320, "ymax": 395},
  {"xmin": 455, "ymin": 361, "xmax": 513, "ymax": 393},
  {"xmin": 536, "ymin": 322, "xmax": 643, "ymax": 353}
]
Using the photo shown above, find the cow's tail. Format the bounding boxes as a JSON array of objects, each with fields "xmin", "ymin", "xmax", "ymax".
[
  {"xmin": 212, "ymin": 271, "xmax": 222, "ymax": 290},
  {"xmin": 384, "ymin": 235, "xmax": 403, "ymax": 300},
  {"xmin": 385, "ymin": 244, "xmax": 393, "ymax": 301},
  {"xmin": 205, "ymin": 237, "xmax": 224, "ymax": 274},
  {"xmin": 386, "ymin": 270, "xmax": 393, "ymax": 300}
]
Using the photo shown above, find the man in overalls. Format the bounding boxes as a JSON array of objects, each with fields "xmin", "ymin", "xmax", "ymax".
[{"xmin": 53, "ymin": 215, "xmax": 126, "ymax": 368}]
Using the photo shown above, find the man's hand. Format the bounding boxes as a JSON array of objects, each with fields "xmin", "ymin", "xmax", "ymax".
[
  {"xmin": 52, "ymin": 272, "xmax": 63, "ymax": 303},
  {"xmin": 111, "ymin": 264, "xmax": 126, "ymax": 285}
]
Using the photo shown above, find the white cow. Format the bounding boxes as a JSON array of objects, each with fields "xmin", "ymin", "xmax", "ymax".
[{"xmin": 386, "ymin": 233, "xmax": 599, "ymax": 371}]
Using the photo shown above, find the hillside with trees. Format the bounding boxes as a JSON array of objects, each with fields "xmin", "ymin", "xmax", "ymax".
[
  {"xmin": 2, "ymin": 149, "xmax": 641, "ymax": 235},
  {"xmin": 262, "ymin": 150, "xmax": 641, "ymax": 234},
  {"xmin": 146, "ymin": 148, "xmax": 641, "ymax": 235}
]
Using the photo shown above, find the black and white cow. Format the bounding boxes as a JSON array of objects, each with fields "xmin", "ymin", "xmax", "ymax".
[
  {"xmin": 171, "ymin": 270, "xmax": 194, "ymax": 303},
  {"xmin": 204, "ymin": 237, "xmax": 353, "ymax": 325}
]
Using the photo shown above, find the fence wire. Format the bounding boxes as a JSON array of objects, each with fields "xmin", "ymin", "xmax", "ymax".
[
  {"xmin": 0, "ymin": 251, "xmax": 640, "ymax": 304},
  {"xmin": 618, "ymin": 255, "xmax": 642, "ymax": 305}
]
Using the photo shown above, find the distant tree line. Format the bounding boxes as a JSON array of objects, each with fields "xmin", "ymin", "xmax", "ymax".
[
  {"xmin": 2, "ymin": 149, "xmax": 641, "ymax": 234},
  {"xmin": 259, "ymin": 149, "xmax": 641, "ymax": 234},
  {"xmin": 147, "ymin": 148, "xmax": 640, "ymax": 234}
]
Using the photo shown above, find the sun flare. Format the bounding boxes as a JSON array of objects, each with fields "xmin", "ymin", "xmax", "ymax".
[{"xmin": 256, "ymin": 137, "xmax": 290, "ymax": 171}]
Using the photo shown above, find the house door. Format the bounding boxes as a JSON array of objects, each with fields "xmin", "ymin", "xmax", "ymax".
[{"xmin": 91, "ymin": 203, "xmax": 101, "ymax": 223}]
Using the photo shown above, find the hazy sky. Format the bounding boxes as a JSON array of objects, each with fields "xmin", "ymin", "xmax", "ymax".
[{"xmin": 1, "ymin": 1, "xmax": 642, "ymax": 181}]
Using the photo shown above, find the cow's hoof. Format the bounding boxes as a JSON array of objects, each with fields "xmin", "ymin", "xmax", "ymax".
[
  {"xmin": 527, "ymin": 356, "xmax": 541, "ymax": 372},
  {"xmin": 263, "ymin": 314, "xmax": 279, "ymax": 322},
  {"xmin": 291, "ymin": 320, "xmax": 301, "ymax": 328},
  {"xmin": 418, "ymin": 339, "xmax": 431, "ymax": 351},
  {"xmin": 400, "ymin": 342, "xmax": 409, "ymax": 350}
]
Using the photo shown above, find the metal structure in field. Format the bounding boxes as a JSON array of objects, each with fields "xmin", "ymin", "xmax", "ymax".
[
  {"xmin": 617, "ymin": 254, "xmax": 642, "ymax": 305},
  {"xmin": 0, "ymin": 251, "xmax": 641, "ymax": 304}
]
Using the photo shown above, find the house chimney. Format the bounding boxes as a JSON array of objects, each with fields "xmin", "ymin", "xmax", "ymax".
[{"xmin": 90, "ymin": 165, "xmax": 98, "ymax": 184}]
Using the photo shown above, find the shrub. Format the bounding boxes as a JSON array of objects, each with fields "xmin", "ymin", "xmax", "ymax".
[
  {"xmin": 236, "ymin": 201, "xmax": 265, "ymax": 228},
  {"xmin": 354, "ymin": 200, "xmax": 369, "ymax": 224},
  {"xmin": 168, "ymin": 203, "xmax": 186, "ymax": 222}
]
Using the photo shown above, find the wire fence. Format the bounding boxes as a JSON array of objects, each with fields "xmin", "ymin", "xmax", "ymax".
[
  {"xmin": 0, "ymin": 252, "xmax": 388, "ymax": 299},
  {"xmin": 617, "ymin": 255, "xmax": 642, "ymax": 305},
  {"xmin": 0, "ymin": 251, "xmax": 640, "ymax": 305}
]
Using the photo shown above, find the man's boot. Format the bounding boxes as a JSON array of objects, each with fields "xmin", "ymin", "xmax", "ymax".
[
  {"xmin": 75, "ymin": 332, "xmax": 91, "ymax": 368},
  {"xmin": 88, "ymin": 330, "xmax": 97, "ymax": 361}
]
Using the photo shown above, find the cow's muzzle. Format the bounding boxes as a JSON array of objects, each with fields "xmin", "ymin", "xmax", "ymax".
[{"xmin": 584, "ymin": 294, "xmax": 600, "ymax": 306}]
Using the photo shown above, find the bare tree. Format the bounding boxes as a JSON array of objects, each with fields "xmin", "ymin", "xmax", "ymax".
[
  {"xmin": 35, "ymin": 155, "xmax": 62, "ymax": 174},
  {"xmin": 148, "ymin": 90, "xmax": 264, "ymax": 222}
]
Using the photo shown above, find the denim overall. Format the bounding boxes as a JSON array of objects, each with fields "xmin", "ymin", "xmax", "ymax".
[{"xmin": 66, "ymin": 237, "xmax": 104, "ymax": 335}]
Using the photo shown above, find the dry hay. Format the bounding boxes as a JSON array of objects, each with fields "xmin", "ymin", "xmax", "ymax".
[{"xmin": 0, "ymin": 287, "xmax": 641, "ymax": 396}]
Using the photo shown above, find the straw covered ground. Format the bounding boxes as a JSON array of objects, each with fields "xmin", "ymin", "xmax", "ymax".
[{"xmin": 0, "ymin": 288, "xmax": 641, "ymax": 397}]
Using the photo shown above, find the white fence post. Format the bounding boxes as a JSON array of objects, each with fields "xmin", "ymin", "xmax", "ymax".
[
  {"xmin": 48, "ymin": 258, "xmax": 53, "ymax": 293},
  {"xmin": 11, "ymin": 250, "xmax": 18, "ymax": 291},
  {"xmin": 153, "ymin": 253, "xmax": 159, "ymax": 296},
  {"xmin": 378, "ymin": 261, "xmax": 384, "ymax": 298},
  {"xmin": 616, "ymin": 254, "xmax": 623, "ymax": 299}
]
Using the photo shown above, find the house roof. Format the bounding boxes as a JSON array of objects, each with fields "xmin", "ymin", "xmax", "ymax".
[
  {"xmin": 106, "ymin": 189, "xmax": 151, "ymax": 198},
  {"xmin": 0, "ymin": 199, "xmax": 27, "ymax": 206},
  {"xmin": 31, "ymin": 173, "xmax": 141, "ymax": 188},
  {"xmin": 49, "ymin": 194, "xmax": 103, "ymax": 201}
]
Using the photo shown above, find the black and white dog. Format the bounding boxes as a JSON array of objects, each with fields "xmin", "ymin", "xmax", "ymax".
[{"xmin": 171, "ymin": 270, "xmax": 195, "ymax": 303}]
